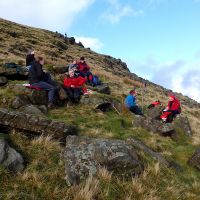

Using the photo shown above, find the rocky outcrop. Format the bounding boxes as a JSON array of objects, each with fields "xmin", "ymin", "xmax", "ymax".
[
  {"xmin": 173, "ymin": 114, "xmax": 192, "ymax": 137},
  {"xmin": 19, "ymin": 105, "xmax": 45, "ymax": 116},
  {"xmin": 132, "ymin": 114, "xmax": 192, "ymax": 138},
  {"xmin": 64, "ymin": 136, "xmax": 143, "ymax": 185},
  {"xmin": 126, "ymin": 137, "xmax": 183, "ymax": 172},
  {"xmin": 0, "ymin": 64, "xmax": 28, "ymax": 79},
  {"xmin": 0, "ymin": 138, "xmax": 24, "ymax": 173},
  {"xmin": 93, "ymin": 83, "xmax": 111, "ymax": 95},
  {"xmin": 9, "ymin": 84, "xmax": 48, "ymax": 105},
  {"xmin": 146, "ymin": 106, "xmax": 164, "ymax": 120},
  {"xmin": 0, "ymin": 108, "xmax": 78, "ymax": 141},
  {"xmin": 188, "ymin": 148, "xmax": 200, "ymax": 171},
  {"xmin": 0, "ymin": 76, "xmax": 8, "ymax": 86}
]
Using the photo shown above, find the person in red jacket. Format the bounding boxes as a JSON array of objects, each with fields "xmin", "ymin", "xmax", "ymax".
[
  {"xmin": 63, "ymin": 70, "xmax": 87, "ymax": 103},
  {"xmin": 77, "ymin": 57, "xmax": 93, "ymax": 85},
  {"xmin": 160, "ymin": 93, "xmax": 181, "ymax": 122}
]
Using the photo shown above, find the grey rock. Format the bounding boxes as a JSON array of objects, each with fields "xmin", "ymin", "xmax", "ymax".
[
  {"xmin": 188, "ymin": 148, "xmax": 200, "ymax": 171},
  {"xmin": 132, "ymin": 114, "xmax": 191, "ymax": 138},
  {"xmin": 94, "ymin": 83, "xmax": 111, "ymax": 94},
  {"xmin": 64, "ymin": 136, "xmax": 143, "ymax": 186},
  {"xmin": 12, "ymin": 95, "xmax": 30, "ymax": 109},
  {"xmin": 0, "ymin": 138, "xmax": 24, "ymax": 173},
  {"xmin": 19, "ymin": 105, "xmax": 45, "ymax": 116},
  {"xmin": 146, "ymin": 106, "xmax": 163, "ymax": 120},
  {"xmin": 0, "ymin": 108, "xmax": 78, "ymax": 141},
  {"xmin": 172, "ymin": 114, "xmax": 192, "ymax": 137},
  {"xmin": 0, "ymin": 76, "xmax": 8, "ymax": 86},
  {"xmin": 9, "ymin": 84, "xmax": 48, "ymax": 105}
]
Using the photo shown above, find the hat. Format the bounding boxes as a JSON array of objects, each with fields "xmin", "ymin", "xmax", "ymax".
[
  {"xmin": 80, "ymin": 56, "xmax": 85, "ymax": 61},
  {"xmin": 129, "ymin": 89, "xmax": 136, "ymax": 95}
]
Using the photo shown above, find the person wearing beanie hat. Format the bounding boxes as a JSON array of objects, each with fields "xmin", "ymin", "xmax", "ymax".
[
  {"xmin": 77, "ymin": 57, "xmax": 93, "ymax": 85},
  {"xmin": 160, "ymin": 93, "xmax": 181, "ymax": 123},
  {"xmin": 124, "ymin": 89, "xmax": 143, "ymax": 115},
  {"xmin": 26, "ymin": 49, "xmax": 35, "ymax": 71}
]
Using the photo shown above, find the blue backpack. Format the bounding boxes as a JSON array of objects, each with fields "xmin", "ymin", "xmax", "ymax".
[{"xmin": 92, "ymin": 75, "xmax": 101, "ymax": 86}]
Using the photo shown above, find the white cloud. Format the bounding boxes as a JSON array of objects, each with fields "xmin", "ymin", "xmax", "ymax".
[
  {"xmin": 101, "ymin": 0, "xmax": 144, "ymax": 24},
  {"xmin": 127, "ymin": 57, "xmax": 200, "ymax": 102},
  {"xmin": 0, "ymin": 0, "xmax": 95, "ymax": 32},
  {"xmin": 75, "ymin": 36, "xmax": 103, "ymax": 51}
]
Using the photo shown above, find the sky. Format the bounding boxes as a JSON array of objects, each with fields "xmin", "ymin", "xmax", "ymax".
[{"xmin": 0, "ymin": 0, "xmax": 200, "ymax": 102}]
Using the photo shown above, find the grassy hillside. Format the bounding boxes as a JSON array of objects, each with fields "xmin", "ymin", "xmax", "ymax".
[{"xmin": 0, "ymin": 18, "xmax": 200, "ymax": 199}]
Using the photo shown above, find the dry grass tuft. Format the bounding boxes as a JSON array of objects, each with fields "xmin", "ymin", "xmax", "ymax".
[
  {"xmin": 73, "ymin": 176, "xmax": 99, "ymax": 200},
  {"xmin": 98, "ymin": 167, "xmax": 112, "ymax": 182}
]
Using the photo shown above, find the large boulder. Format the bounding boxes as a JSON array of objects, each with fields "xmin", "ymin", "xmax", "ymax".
[
  {"xmin": 0, "ymin": 63, "xmax": 28, "ymax": 79},
  {"xmin": 64, "ymin": 136, "xmax": 143, "ymax": 186},
  {"xmin": 0, "ymin": 138, "xmax": 24, "ymax": 173},
  {"xmin": 19, "ymin": 105, "xmax": 45, "ymax": 116},
  {"xmin": 9, "ymin": 84, "xmax": 48, "ymax": 105},
  {"xmin": 133, "ymin": 115, "xmax": 175, "ymax": 136},
  {"xmin": 133, "ymin": 114, "xmax": 192, "ymax": 138},
  {"xmin": 0, "ymin": 76, "xmax": 8, "ymax": 86},
  {"xmin": 93, "ymin": 83, "xmax": 111, "ymax": 95},
  {"xmin": 0, "ymin": 108, "xmax": 78, "ymax": 141},
  {"xmin": 188, "ymin": 148, "xmax": 200, "ymax": 171},
  {"xmin": 146, "ymin": 105, "xmax": 163, "ymax": 120},
  {"xmin": 172, "ymin": 114, "xmax": 192, "ymax": 137},
  {"xmin": 12, "ymin": 95, "xmax": 30, "ymax": 109}
]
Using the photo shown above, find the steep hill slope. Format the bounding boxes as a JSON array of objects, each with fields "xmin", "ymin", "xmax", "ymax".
[{"xmin": 0, "ymin": 18, "xmax": 200, "ymax": 199}]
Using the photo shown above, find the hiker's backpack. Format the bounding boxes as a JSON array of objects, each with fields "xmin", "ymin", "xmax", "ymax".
[{"xmin": 92, "ymin": 75, "xmax": 101, "ymax": 86}]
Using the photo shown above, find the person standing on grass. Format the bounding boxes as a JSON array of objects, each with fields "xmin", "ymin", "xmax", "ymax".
[
  {"xmin": 28, "ymin": 56, "xmax": 58, "ymax": 109},
  {"xmin": 125, "ymin": 89, "xmax": 143, "ymax": 115}
]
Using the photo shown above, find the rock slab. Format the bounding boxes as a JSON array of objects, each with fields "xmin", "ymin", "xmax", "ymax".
[
  {"xmin": 64, "ymin": 136, "xmax": 143, "ymax": 185},
  {"xmin": 0, "ymin": 138, "xmax": 24, "ymax": 173}
]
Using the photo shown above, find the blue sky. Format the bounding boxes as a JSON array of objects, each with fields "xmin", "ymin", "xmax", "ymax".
[{"xmin": 0, "ymin": 0, "xmax": 200, "ymax": 102}]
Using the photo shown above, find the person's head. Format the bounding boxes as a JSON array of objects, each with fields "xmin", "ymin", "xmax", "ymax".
[
  {"xmin": 129, "ymin": 89, "xmax": 137, "ymax": 96},
  {"xmin": 69, "ymin": 70, "xmax": 75, "ymax": 77},
  {"xmin": 80, "ymin": 56, "xmax": 85, "ymax": 63},
  {"xmin": 168, "ymin": 93, "xmax": 175, "ymax": 101},
  {"xmin": 72, "ymin": 59, "xmax": 77, "ymax": 64},
  {"xmin": 36, "ymin": 56, "xmax": 44, "ymax": 65}
]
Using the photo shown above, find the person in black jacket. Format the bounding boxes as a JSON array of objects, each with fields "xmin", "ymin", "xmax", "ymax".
[
  {"xmin": 26, "ymin": 50, "xmax": 35, "ymax": 70},
  {"xmin": 28, "ymin": 56, "xmax": 58, "ymax": 108}
]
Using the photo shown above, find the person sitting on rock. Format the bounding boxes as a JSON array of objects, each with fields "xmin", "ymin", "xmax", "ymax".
[
  {"xmin": 28, "ymin": 56, "xmax": 58, "ymax": 109},
  {"xmin": 63, "ymin": 70, "xmax": 88, "ymax": 103},
  {"xmin": 125, "ymin": 89, "xmax": 143, "ymax": 115},
  {"xmin": 26, "ymin": 49, "xmax": 35, "ymax": 71},
  {"xmin": 68, "ymin": 59, "xmax": 79, "ymax": 73},
  {"xmin": 160, "ymin": 93, "xmax": 181, "ymax": 123},
  {"xmin": 77, "ymin": 57, "xmax": 93, "ymax": 85}
]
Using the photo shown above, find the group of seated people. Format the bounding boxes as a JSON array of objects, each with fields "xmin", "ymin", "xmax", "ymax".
[
  {"xmin": 125, "ymin": 89, "xmax": 181, "ymax": 123},
  {"xmin": 26, "ymin": 50, "xmax": 95, "ymax": 108},
  {"xmin": 26, "ymin": 50, "xmax": 181, "ymax": 123}
]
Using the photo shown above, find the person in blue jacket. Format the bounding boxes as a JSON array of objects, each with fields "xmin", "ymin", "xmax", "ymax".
[{"xmin": 125, "ymin": 89, "xmax": 143, "ymax": 115}]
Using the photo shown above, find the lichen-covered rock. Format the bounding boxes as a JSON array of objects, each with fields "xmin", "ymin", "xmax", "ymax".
[
  {"xmin": 94, "ymin": 83, "xmax": 111, "ymax": 94},
  {"xmin": 9, "ymin": 84, "xmax": 48, "ymax": 105},
  {"xmin": 146, "ymin": 106, "xmax": 163, "ymax": 120},
  {"xmin": 12, "ymin": 95, "xmax": 30, "ymax": 109},
  {"xmin": 0, "ymin": 108, "xmax": 78, "ymax": 141},
  {"xmin": 64, "ymin": 136, "xmax": 143, "ymax": 185},
  {"xmin": 19, "ymin": 105, "xmax": 45, "ymax": 116},
  {"xmin": 0, "ymin": 76, "xmax": 8, "ymax": 86},
  {"xmin": 0, "ymin": 138, "xmax": 24, "ymax": 173},
  {"xmin": 188, "ymin": 148, "xmax": 200, "ymax": 171},
  {"xmin": 132, "ymin": 114, "xmax": 192, "ymax": 139},
  {"xmin": 172, "ymin": 114, "xmax": 192, "ymax": 137}
]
